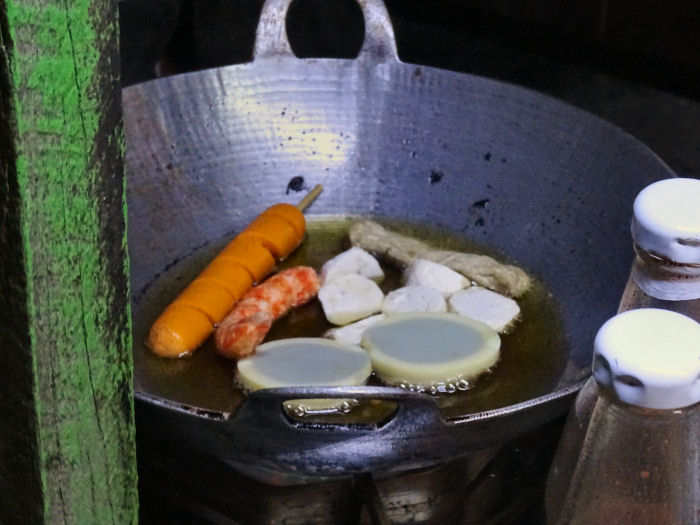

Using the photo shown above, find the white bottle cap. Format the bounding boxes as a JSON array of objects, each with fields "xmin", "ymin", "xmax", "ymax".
[
  {"xmin": 632, "ymin": 177, "xmax": 700, "ymax": 265},
  {"xmin": 593, "ymin": 308, "xmax": 700, "ymax": 410}
]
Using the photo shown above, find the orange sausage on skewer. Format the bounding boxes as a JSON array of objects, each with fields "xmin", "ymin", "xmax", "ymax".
[
  {"xmin": 147, "ymin": 185, "xmax": 323, "ymax": 358},
  {"xmin": 262, "ymin": 203, "xmax": 306, "ymax": 238},
  {"xmin": 215, "ymin": 266, "xmax": 321, "ymax": 359},
  {"xmin": 219, "ymin": 235, "xmax": 276, "ymax": 283},
  {"xmin": 148, "ymin": 303, "xmax": 215, "ymax": 358},
  {"xmin": 239, "ymin": 214, "xmax": 299, "ymax": 259}
]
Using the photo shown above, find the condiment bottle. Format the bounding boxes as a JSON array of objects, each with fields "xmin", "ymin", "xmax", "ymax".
[
  {"xmin": 547, "ymin": 308, "xmax": 700, "ymax": 525},
  {"xmin": 627, "ymin": 177, "xmax": 700, "ymax": 304},
  {"xmin": 546, "ymin": 177, "xmax": 700, "ymax": 524}
]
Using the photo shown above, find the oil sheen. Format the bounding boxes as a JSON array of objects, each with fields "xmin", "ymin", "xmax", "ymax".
[{"xmin": 133, "ymin": 216, "xmax": 568, "ymax": 421}]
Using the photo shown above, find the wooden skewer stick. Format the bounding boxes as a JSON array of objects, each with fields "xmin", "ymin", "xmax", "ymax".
[{"xmin": 296, "ymin": 184, "xmax": 324, "ymax": 211}]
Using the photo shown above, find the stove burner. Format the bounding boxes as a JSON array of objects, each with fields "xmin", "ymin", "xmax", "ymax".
[{"xmin": 138, "ymin": 418, "xmax": 562, "ymax": 524}]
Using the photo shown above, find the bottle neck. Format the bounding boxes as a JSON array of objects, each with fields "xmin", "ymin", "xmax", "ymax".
[
  {"xmin": 618, "ymin": 272, "xmax": 700, "ymax": 323},
  {"xmin": 594, "ymin": 386, "xmax": 700, "ymax": 418},
  {"xmin": 631, "ymin": 244, "xmax": 700, "ymax": 302}
]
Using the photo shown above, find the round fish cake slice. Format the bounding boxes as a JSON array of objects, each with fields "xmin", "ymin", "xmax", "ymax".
[
  {"xmin": 236, "ymin": 338, "xmax": 372, "ymax": 414},
  {"xmin": 361, "ymin": 312, "xmax": 500, "ymax": 391}
]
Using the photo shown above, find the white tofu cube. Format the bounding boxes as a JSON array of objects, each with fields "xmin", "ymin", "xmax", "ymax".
[
  {"xmin": 318, "ymin": 274, "xmax": 385, "ymax": 325},
  {"xmin": 325, "ymin": 314, "xmax": 386, "ymax": 346},
  {"xmin": 404, "ymin": 258, "xmax": 469, "ymax": 297},
  {"xmin": 321, "ymin": 247, "xmax": 384, "ymax": 284},
  {"xmin": 382, "ymin": 286, "xmax": 447, "ymax": 315},
  {"xmin": 448, "ymin": 287, "xmax": 520, "ymax": 333}
]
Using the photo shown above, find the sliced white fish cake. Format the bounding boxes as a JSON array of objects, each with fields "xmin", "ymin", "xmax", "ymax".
[
  {"xmin": 404, "ymin": 258, "xmax": 469, "ymax": 297},
  {"xmin": 448, "ymin": 287, "xmax": 521, "ymax": 333},
  {"xmin": 382, "ymin": 286, "xmax": 447, "ymax": 315},
  {"xmin": 237, "ymin": 338, "xmax": 372, "ymax": 390},
  {"xmin": 321, "ymin": 246, "xmax": 384, "ymax": 284},
  {"xmin": 325, "ymin": 314, "xmax": 386, "ymax": 346},
  {"xmin": 237, "ymin": 338, "xmax": 372, "ymax": 414},
  {"xmin": 361, "ymin": 312, "xmax": 500, "ymax": 389},
  {"xmin": 318, "ymin": 273, "xmax": 384, "ymax": 325}
]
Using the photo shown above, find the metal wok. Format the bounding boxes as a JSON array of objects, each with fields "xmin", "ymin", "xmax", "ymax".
[{"xmin": 123, "ymin": 0, "xmax": 674, "ymax": 481}]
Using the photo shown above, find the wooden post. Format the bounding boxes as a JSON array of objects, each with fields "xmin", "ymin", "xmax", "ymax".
[{"xmin": 0, "ymin": 0, "xmax": 138, "ymax": 523}]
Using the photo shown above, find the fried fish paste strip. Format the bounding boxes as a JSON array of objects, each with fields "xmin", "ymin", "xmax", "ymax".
[{"xmin": 348, "ymin": 220, "xmax": 531, "ymax": 297}]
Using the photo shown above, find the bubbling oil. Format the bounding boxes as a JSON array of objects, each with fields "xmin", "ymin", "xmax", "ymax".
[
  {"xmin": 267, "ymin": 216, "xmax": 567, "ymax": 420},
  {"xmin": 396, "ymin": 376, "xmax": 476, "ymax": 395},
  {"xmin": 133, "ymin": 216, "xmax": 568, "ymax": 422}
]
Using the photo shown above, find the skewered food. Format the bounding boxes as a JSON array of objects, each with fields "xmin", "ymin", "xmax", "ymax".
[
  {"xmin": 361, "ymin": 312, "xmax": 501, "ymax": 392},
  {"xmin": 147, "ymin": 305, "xmax": 216, "ymax": 359},
  {"xmin": 448, "ymin": 287, "xmax": 521, "ymax": 333},
  {"xmin": 215, "ymin": 266, "xmax": 321, "ymax": 359},
  {"xmin": 238, "ymin": 213, "xmax": 300, "ymax": 259},
  {"xmin": 349, "ymin": 220, "xmax": 531, "ymax": 297},
  {"xmin": 147, "ymin": 186, "xmax": 322, "ymax": 358},
  {"xmin": 219, "ymin": 236, "xmax": 276, "ymax": 283},
  {"xmin": 149, "ymin": 205, "xmax": 530, "ymax": 402},
  {"xmin": 260, "ymin": 203, "xmax": 306, "ymax": 238}
]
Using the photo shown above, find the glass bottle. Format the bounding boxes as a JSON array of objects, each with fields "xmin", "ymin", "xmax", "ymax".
[
  {"xmin": 547, "ymin": 308, "xmax": 700, "ymax": 524},
  {"xmin": 615, "ymin": 176, "xmax": 700, "ymax": 320},
  {"xmin": 546, "ymin": 177, "xmax": 700, "ymax": 524}
]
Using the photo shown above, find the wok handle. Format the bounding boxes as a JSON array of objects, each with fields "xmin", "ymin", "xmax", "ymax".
[
  {"xmin": 235, "ymin": 385, "xmax": 445, "ymax": 433},
  {"xmin": 254, "ymin": 0, "xmax": 400, "ymax": 63},
  {"xmin": 215, "ymin": 386, "xmax": 451, "ymax": 475}
]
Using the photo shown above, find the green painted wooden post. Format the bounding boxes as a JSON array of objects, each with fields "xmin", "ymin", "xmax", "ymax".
[{"xmin": 0, "ymin": 0, "xmax": 138, "ymax": 523}]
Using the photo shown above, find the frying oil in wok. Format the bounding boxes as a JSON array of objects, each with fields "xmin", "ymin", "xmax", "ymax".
[{"xmin": 133, "ymin": 217, "xmax": 567, "ymax": 422}]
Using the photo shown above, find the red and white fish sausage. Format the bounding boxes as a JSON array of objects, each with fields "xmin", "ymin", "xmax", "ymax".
[{"xmin": 215, "ymin": 266, "xmax": 321, "ymax": 359}]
